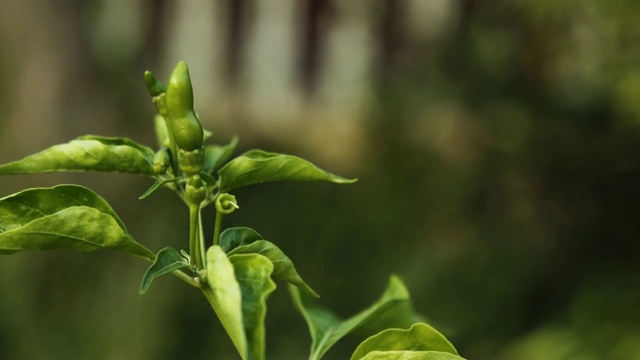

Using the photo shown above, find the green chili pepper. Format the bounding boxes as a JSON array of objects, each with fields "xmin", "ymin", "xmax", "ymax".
[
  {"xmin": 160, "ymin": 61, "xmax": 205, "ymax": 177},
  {"xmin": 144, "ymin": 71, "xmax": 166, "ymax": 97},
  {"xmin": 145, "ymin": 62, "xmax": 205, "ymax": 177},
  {"xmin": 165, "ymin": 61, "xmax": 204, "ymax": 152},
  {"xmin": 144, "ymin": 71, "xmax": 169, "ymax": 118}
]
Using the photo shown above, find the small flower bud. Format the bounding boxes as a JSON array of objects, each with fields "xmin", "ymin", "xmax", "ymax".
[
  {"xmin": 152, "ymin": 147, "xmax": 171, "ymax": 175},
  {"xmin": 185, "ymin": 175, "xmax": 206, "ymax": 204},
  {"xmin": 215, "ymin": 193, "xmax": 239, "ymax": 215},
  {"xmin": 178, "ymin": 148, "xmax": 204, "ymax": 177}
]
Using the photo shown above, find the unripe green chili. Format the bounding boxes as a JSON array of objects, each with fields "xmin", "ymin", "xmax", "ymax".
[
  {"xmin": 144, "ymin": 71, "xmax": 169, "ymax": 118},
  {"xmin": 165, "ymin": 61, "xmax": 204, "ymax": 152},
  {"xmin": 146, "ymin": 62, "xmax": 205, "ymax": 178},
  {"xmin": 144, "ymin": 71, "xmax": 166, "ymax": 97}
]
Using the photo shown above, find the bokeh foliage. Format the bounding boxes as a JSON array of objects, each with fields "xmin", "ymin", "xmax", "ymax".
[{"xmin": 1, "ymin": 1, "xmax": 640, "ymax": 359}]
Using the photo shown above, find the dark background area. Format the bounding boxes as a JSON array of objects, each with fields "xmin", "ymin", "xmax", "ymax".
[{"xmin": 1, "ymin": 1, "xmax": 640, "ymax": 359}]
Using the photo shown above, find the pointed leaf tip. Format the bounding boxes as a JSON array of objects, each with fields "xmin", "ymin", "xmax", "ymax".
[
  {"xmin": 290, "ymin": 275, "xmax": 419, "ymax": 360},
  {"xmin": 218, "ymin": 150, "xmax": 357, "ymax": 192},
  {"xmin": 229, "ymin": 240, "xmax": 319, "ymax": 298},
  {"xmin": 230, "ymin": 253, "xmax": 276, "ymax": 360},
  {"xmin": 205, "ymin": 246, "xmax": 247, "ymax": 359}
]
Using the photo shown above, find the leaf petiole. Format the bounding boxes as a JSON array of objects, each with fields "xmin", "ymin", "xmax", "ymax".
[{"xmin": 171, "ymin": 269, "xmax": 200, "ymax": 289}]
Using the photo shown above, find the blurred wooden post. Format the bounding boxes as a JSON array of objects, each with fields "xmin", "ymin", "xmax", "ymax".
[
  {"xmin": 145, "ymin": 0, "xmax": 167, "ymax": 63},
  {"xmin": 298, "ymin": 0, "xmax": 333, "ymax": 96},
  {"xmin": 223, "ymin": 0, "xmax": 252, "ymax": 90},
  {"xmin": 375, "ymin": 0, "xmax": 405, "ymax": 86}
]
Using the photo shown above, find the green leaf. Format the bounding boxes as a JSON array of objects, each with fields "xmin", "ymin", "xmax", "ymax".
[
  {"xmin": 359, "ymin": 350, "xmax": 466, "ymax": 360},
  {"xmin": 0, "ymin": 185, "xmax": 154, "ymax": 260},
  {"xmin": 139, "ymin": 177, "xmax": 182, "ymax": 200},
  {"xmin": 219, "ymin": 227, "xmax": 264, "ymax": 253},
  {"xmin": 204, "ymin": 246, "xmax": 247, "ymax": 359},
  {"xmin": 218, "ymin": 149, "xmax": 357, "ymax": 192},
  {"xmin": 204, "ymin": 137, "xmax": 239, "ymax": 173},
  {"xmin": 199, "ymin": 171, "xmax": 217, "ymax": 195},
  {"xmin": 290, "ymin": 275, "xmax": 418, "ymax": 360},
  {"xmin": 0, "ymin": 136, "xmax": 155, "ymax": 175},
  {"xmin": 229, "ymin": 253, "xmax": 276, "ymax": 360},
  {"xmin": 219, "ymin": 228, "xmax": 317, "ymax": 297},
  {"xmin": 351, "ymin": 323, "xmax": 459, "ymax": 360},
  {"xmin": 139, "ymin": 247, "xmax": 190, "ymax": 294},
  {"xmin": 229, "ymin": 240, "xmax": 318, "ymax": 298}
]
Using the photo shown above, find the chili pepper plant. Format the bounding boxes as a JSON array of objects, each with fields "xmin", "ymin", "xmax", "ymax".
[{"xmin": 0, "ymin": 61, "xmax": 465, "ymax": 360}]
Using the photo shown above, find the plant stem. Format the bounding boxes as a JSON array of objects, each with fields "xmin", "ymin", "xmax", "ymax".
[
  {"xmin": 189, "ymin": 203, "xmax": 204, "ymax": 269},
  {"xmin": 213, "ymin": 211, "xmax": 223, "ymax": 246},
  {"xmin": 200, "ymin": 286, "xmax": 246, "ymax": 358},
  {"xmin": 171, "ymin": 269, "xmax": 200, "ymax": 288},
  {"xmin": 198, "ymin": 209, "xmax": 206, "ymax": 266}
]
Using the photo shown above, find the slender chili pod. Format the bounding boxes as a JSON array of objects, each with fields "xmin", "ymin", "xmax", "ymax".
[
  {"xmin": 163, "ymin": 61, "xmax": 205, "ymax": 176},
  {"xmin": 165, "ymin": 61, "xmax": 204, "ymax": 152},
  {"xmin": 144, "ymin": 71, "xmax": 166, "ymax": 97}
]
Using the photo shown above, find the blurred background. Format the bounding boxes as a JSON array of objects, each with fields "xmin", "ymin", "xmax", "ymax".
[{"xmin": 1, "ymin": 0, "xmax": 640, "ymax": 359}]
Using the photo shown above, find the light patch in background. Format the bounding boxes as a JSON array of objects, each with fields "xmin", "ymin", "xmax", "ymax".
[
  {"xmin": 88, "ymin": 0, "xmax": 145, "ymax": 71},
  {"xmin": 406, "ymin": 0, "xmax": 458, "ymax": 40},
  {"xmin": 161, "ymin": 0, "xmax": 221, "ymax": 126},
  {"xmin": 244, "ymin": 0, "xmax": 301, "ymax": 125}
]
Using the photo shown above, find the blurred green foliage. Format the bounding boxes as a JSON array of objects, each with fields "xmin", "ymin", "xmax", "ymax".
[{"xmin": 1, "ymin": 1, "xmax": 640, "ymax": 359}]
